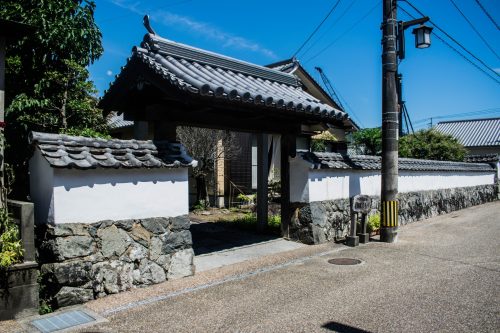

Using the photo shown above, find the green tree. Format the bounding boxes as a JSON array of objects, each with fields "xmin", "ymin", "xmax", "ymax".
[
  {"xmin": 351, "ymin": 128, "xmax": 382, "ymax": 155},
  {"xmin": 399, "ymin": 129, "xmax": 467, "ymax": 161},
  {"xmin": 1, "ymin": 0, "xmax": 107, "ymax": 198}
]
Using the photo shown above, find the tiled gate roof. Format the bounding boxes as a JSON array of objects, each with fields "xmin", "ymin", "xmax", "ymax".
[{"xmin": 101, "ymin": 33, "xmax": 349, "ymax": 122}]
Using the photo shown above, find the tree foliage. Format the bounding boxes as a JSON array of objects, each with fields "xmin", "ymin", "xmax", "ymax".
[
  {"xmin": 350, "ymin": 127, "xmax": 467, "ymax": 161},
  {"xmin": 0, "ymin": 0, "xmax": 107, "ymax": 198},
  {"xmin": 399, "ymin": 129, "xmax": 467, "ymax": 161},
  {"xmin": 177, "ymin": 127, "xmax": 240, "ymax": 208},
  {"xmin": 351, "ymin": 128, "xmax": 382, "ymax": 155}
]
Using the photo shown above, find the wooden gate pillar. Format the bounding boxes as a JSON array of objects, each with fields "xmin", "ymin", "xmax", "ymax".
[
  {"xmin": 280, "ymin": 135, "xmax": 294, "ymax": 238},
  {"xmin": 257, "ymin": 133, "xmax": 269, "ymax": 231}
]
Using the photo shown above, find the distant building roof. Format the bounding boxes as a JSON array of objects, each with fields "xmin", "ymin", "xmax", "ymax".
[
  {"xmin": 434, "ymin": 117, "xmax": 500, "ymax": 147},
  {"xmin": 108, "ymin": 112, "xmax": 133, "ymax": 130},
  {"xmin": 302, "ymin": 152, "xmax": 494, "ymax": 172},
  {"xmin": 100, "ymin": 33, "xmax": 349, "ymax": 123},
  {"xmin": 30, "ymin": 132, "xmax": 196, "ymax": 170}
]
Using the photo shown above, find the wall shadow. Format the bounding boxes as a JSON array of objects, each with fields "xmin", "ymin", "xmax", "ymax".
[
  {"xmin": 190, "ymin": 221, "xmax": 279, "ymax": 256},
  {"xmin": 321, "ymin": 321, "xmax": 372, "ymax": 333}
]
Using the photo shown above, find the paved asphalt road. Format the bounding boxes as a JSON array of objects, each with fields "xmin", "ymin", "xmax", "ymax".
[{"xmin": 85, "ymin": 201, "xmax": 499, "ymax": 333}]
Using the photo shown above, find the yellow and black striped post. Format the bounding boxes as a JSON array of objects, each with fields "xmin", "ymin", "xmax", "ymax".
[{"xmin": 381, "ymin": 200, "xmax": 399, "ymax": 228}]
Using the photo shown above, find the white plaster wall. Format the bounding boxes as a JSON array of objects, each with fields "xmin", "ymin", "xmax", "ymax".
[
  {"xmin": 290, "ymin": 157, "xmax": 310, "ymax": 203},
  {"xmin": 398, "ymin": 171, "xmax": 494, "ymax": 193},
  {"xmin": 29, "ymin": 150, "xmax": 55, "ymax": 224},
  {"xmin": 290, "ymin": 159, "xmax": 496, "ymax": 203},
  {"xmin": 51, "ymin": 167, "xmax": 189, "ymax": 224}
]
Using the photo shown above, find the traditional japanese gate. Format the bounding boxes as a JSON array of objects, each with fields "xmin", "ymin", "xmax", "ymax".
[{"xmin": 99, "ymin": 17, "xmax": 352, "ymax": 237}]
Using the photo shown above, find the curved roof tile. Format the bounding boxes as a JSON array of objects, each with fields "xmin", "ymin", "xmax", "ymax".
[
  {"xmin": 101, "ymin": 34, "xmax": 348, "ymax": 122},
  {"xmin": 302, "ymin": 152, "xmax": 494, "ymax": 172},
  {"xmin": 30, "ymin": 132, "xmax": 197, "ymax": 170}
]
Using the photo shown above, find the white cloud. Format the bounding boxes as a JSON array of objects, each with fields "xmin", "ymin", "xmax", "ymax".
[
  {"xmin": 108, "ymin": 0, "xmax": 276, "ymax": 59},
  {"xmin": 106, "ymin": 70, "xmax": 113, "ymax": 76}
]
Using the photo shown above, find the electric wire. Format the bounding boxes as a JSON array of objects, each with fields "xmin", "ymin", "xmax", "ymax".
[
  {"xmin": 303, "ymin": 1, "xmax": 381, "ymax": 64},
  {"xmin": 412, "ymin": 108, "xmax": 500, "ymax": 126},
  {"xmin": 292, "ymin": 0, "xmax": 343, "ymax": 58},
  {"xmin": 474, "ymin": 0, "xmax": 499, "ymax": 30},
  {"xmin": 299, "ymin": 0, "xmax": 359, "ymax": 59},
  {"xmin": 449, "ymin": 0, "xmax": 499, "ymax": 60},
  {"xmin": 314, "ymin": 68, "xmax": 365, "ymax": 128},
  {"xmin": 402, "ymin": 0, "xmax": 500, "ymax": 80},
  {"xmin": 399, "ymin": 6, "xmax": 500, "ymax": 86}
]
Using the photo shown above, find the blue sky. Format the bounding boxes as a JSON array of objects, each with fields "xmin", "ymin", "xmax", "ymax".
[{"xmin": 89, "ymin": 0, "xmax": 500, "ymax": 130}]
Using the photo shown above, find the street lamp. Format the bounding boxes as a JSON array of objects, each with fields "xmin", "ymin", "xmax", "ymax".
[
  {"xmin": 380, "ymin": 0, "xmax": 432, "ymax": 243},
  {"xmin": 413, "ymin": 24, "xmax": 433, "ymax": 49}
]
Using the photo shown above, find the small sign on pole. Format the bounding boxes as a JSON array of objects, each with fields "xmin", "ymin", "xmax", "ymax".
[
  {"xmin": 352, "ymin": 195, "xmax": 372, "ymax": 214},
  {"xmin": 346, "ymin": 195, "xmax": 372, "ymax": 247}
]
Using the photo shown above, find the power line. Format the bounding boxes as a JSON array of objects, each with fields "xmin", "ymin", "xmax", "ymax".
[
  {"xmin": 398, "ymin": 6, "xmax": 500, "ymax": 86},
  {"xmin": 300, "ymin": 0, "xmax": 359, "ymax": 59},
  {"xmin": 402, "ymin": 0, "xmax": 500, "ymax": 80},
  {"xmin": 412, "ymin": 108, "xmax": 500, "ymax": 125},
  {"xmin": 474, "ymin": 0, "xmax": 500, "ymax": 30},
  {"xmin": 449, "ymin": 0, "xmax": 499, "ymax": 60},
  {"xmin": 292, "ymin": 0, "xmax": 343, "ymax": 58},
  {"xmin": 304, "ymin": 1, "xmax": 380, "ymax": 64}
]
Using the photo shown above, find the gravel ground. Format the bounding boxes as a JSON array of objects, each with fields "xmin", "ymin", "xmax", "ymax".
[{"xmin": 83, "ymin": 201, "xmax": 500, "ymax": 333}]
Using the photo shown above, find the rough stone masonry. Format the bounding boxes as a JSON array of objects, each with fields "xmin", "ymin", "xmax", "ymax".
[
  {"xmin": 37, "ymin": 216, "xmax": 194, "ymax": 307},
  {"xmin": 290, "ymin": 184, "xmax": 498, "ymax": 244}
]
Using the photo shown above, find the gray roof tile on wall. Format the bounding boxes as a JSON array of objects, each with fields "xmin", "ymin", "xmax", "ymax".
[
  {"xmin": 108, "ymin": 112, "xmax": 133, "ymax": 129},
  {"xmin": 302, "ymin": 152, "xmax": 494, "ymax": 172},
  {"xmin": 101, "ymin": 34, "xmax": 348, "ymax": 122},
  {"xmin": 464, "ymin": 154, "xmax": 499, "ymax": 164},
  {"xmin": 434, "ymin": 118, "xmax": 500, "ymax": 147},
  {"xmin": 30, "ymin": 132, "xmax": 196, "ymax": 170}
]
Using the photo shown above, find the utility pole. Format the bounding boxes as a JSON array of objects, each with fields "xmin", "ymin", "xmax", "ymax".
[{"xmin": 381, "ymin": 0, "xmax": 399, "ymax": 242}]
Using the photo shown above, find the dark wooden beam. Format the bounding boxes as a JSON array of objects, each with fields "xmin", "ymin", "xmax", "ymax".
[
  {"xmin": 280, "ymin": 134, "xmax": 293, "ymax": 238},
  {"xmin": 257, "ymin": 133, "xmax": 269, "ymax": 232}
]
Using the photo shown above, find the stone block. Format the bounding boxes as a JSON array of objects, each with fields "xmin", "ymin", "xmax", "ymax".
[
  {"xmin": 167, "ymin": 249, "xmax": 194, "ymax": 279},
  {"xmin": 47, "ymin": 261, "xmax": 92, "ymax": 287},
  {"xmin": 141, "ymin": 217, "xmax": 170, "ymax": 234},
  {"xmin": 55, "ymin": 286, "xmax": 93, "ymax": 307},
  {"xmin": 48, "ymin": 236, "xmax": 95, "ymax": 261},
  {"xmin": 115, "ymin": 219, "xmax": 135, "ymax": 231},
  {"xmin": 50, "ymin": 223, "xmax": 90, "ymax": 237},
  {"xmin": 8, "ymin": 200, "xmax": 36, "ymax": 262},
  {"xmin": 98, "ymin": 225, "xmax": 131, "ymax": 259},
  {"xmin": 161, "ymin": 230, "xmax": 192, "ymax": 254},
  {"xmin": 0, "ymin": 262, "xmax": 39, "ymax": 320},
  {"xmin": 170, "ymin": 215, "xmax": 190, "ymax": 231},
  {"xmin": 130, "ymin": 223, "xmax": 151, "ymax": 247},
  {"xmin": 139, "ymin": 259, "xmax": 166, "ymax": 284}
]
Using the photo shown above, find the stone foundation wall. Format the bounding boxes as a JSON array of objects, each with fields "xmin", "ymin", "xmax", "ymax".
[
  {"xmin": 290, "ymin": 184, "xmax": 498, "ymax": 244},
  {"xmin": 37, "ymin": 216, "xmax": 194, "ymax": 308}
]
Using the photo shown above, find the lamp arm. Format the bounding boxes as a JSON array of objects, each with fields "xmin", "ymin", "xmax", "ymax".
[{"xmin": 402, "ymin": 17, "xmax": 429, "ymax": 30}]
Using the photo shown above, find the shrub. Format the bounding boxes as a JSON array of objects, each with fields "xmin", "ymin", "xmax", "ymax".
[
  {"xmin": 0, "ymin": 208, "xmax": 23, "ymax": 268},
  {"xmin": 367, "ymin": 213, "xmax": 381, "ymax": 233}
]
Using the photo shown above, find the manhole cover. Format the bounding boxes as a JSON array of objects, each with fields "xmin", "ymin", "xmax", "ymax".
[{"xmin": 328, "ymin": 258, "xmax": 362, "ymax": 265}]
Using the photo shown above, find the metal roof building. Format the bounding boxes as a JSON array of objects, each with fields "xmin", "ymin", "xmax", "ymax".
[{"xmin": 434, "ymin": 117, "xmax": 500, "ymax": 156}]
